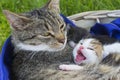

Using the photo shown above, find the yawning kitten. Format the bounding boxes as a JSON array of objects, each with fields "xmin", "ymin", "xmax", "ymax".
[
  {"xmin": 58, "ymin": 25, "xmax": 120, "ymax": 80},
  {"xmin": 60, "ymin": 35, "xmax": 120, "ymax": 70}
]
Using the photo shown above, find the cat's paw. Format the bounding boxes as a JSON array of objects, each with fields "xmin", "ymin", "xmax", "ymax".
[{"xmin": 59, "ymin": 64, "xmax": 83, "ymax": 71}]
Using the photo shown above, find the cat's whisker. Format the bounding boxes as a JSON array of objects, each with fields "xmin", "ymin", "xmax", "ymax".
[
  {"xmin": 30, "ymin": 52, "xmax": 37, "ymax": 59},
  {"xmin": 23, "ymin": 52, "xmax": 35, "ymax": 61}
]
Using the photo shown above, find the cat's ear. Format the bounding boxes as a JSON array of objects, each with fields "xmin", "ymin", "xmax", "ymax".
[
  {"xmin": 3, "ymin": 10, "xmax": 32, "ymax": 30},
  {"xmin": 44, "ymin": 0, "xmax": 60, "ymax": 13}
]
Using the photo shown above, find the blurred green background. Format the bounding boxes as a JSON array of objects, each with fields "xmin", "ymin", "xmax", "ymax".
[{"xmin": 0, "ymin": 0, "xmax": 120, "ymax": 50}]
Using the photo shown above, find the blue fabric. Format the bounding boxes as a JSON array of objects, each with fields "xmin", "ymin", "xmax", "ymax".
[
  {"xmin": 90, "ymin": 18, "xmax": 120, "ymax": 40},
  {"xmin": 0, "ymin": 36, "xmax": 13, "ymax": 80}
]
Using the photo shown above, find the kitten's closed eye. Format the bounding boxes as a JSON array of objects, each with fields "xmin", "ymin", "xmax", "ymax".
[{"xmin": 87, "ymin": 47, "xmax": 94, "ymax": 50}]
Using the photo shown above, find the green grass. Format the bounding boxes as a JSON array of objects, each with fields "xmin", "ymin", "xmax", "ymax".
[{"xmin": 1, "ymin": 0, "xmax": 120, "ymax": 50}]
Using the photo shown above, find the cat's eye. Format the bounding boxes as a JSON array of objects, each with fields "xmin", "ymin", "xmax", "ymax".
[
  {"xmin": 37, "ymin": 34, "xmax": 50, "ymax": 38},
  {"xmin": 43, "ymin": 33, "xmax": 49, "ymax": 36},
  {"xmin": 38, "ymin": 33, "xmax": 50, "ymax": 38},
  {"xmin": 41, "ymin": 32, "xmax": 55, "ymax": 38}
]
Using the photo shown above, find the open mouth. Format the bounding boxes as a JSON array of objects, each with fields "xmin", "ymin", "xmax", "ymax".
[{"xmin": 75, "ymin": 49, "xmax": 86, "ymax": 63}]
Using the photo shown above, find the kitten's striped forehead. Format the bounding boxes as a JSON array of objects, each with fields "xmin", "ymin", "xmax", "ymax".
[{"xmin": 80, "ymin": 38, "xmax": 102, "ymax": 46}]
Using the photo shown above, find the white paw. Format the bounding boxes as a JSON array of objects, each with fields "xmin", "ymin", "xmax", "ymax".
[
  {"xmin": 59, "ymin": 64, "xmax": 69, "ymax": 71},
  {"xmin": 59, "ymin": 64, "xmax": 83, "ymax": 71}
]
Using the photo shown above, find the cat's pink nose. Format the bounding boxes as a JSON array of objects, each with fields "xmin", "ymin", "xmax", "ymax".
[{"xmin": 79, "ymin": 46, "xmax": 84, "ymax": 50}]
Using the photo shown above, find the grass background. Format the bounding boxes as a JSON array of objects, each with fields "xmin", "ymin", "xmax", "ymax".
[{"xmin": 0, "ymin": 0, "xmax": 120, "ymax": 50}]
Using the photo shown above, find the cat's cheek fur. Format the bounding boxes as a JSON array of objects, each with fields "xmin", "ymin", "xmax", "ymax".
[
  {"xmin": 16, "ymin": 43, "xmax": 50, "ymax": 51},
  {"xmin": 16, "ymin": 37, "xmax": 67, "ymax": 52}
]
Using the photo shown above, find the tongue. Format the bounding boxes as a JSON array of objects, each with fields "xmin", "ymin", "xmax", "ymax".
[{"xmin": 75, "ymin": 54, "xmax": 85, "ymax": 62}]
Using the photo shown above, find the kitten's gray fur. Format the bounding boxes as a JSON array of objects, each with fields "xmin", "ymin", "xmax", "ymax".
[{"xmin": 3, "ymin": 0, "xmax": 120, "ymax": 80}]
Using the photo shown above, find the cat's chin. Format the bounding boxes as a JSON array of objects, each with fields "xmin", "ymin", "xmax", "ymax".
[{"xmin": 16, "ymin": 42, "xmax": 66, "ymax": 52}]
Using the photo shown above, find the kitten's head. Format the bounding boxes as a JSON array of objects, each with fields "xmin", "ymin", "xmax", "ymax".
[
  {"xmin": 73, "ymin": 38, "xmax": 103, "ymax": 65},
  {"xmin": 3, "ymin": 0, "xmax": 67, "ymax": 52}
]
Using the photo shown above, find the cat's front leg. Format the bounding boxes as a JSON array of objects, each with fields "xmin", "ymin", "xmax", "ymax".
[{"xmin": 59, "ymin": 64, "xmax": 83, "ymax": 71}]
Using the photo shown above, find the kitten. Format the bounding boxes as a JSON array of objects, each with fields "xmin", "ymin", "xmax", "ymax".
[
  {"xmin": 60, "ymin": 35, "xmax": 120, "ymax": 70},
  {"xmin": 59, "ymin": 30, "xmax": 120, "ymax": 79}
]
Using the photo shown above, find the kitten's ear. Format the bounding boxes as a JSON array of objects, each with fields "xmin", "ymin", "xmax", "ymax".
[
  {"xmin": 3, "ymin": 10, "xmax": 32, "ymax": 30},
  {"xmin": 44, "ymin": 0, "xmax": 60, "ymax": 13}
]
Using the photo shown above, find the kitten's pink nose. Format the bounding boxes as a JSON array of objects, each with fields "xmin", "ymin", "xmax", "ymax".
[{"xmin": 79, "ymin": 46, "xmax": 84, "ymax": 50}]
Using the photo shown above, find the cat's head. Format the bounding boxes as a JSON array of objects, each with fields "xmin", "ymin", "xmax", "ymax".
[
  {"xmin": 73, "ymin": 38, "xmax": 103, "ymax": 65},
  {"xmin": 3, "ymin": 0, "xmax": 67, "ymax": 52}
]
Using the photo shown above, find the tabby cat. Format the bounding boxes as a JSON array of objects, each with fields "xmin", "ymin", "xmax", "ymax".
[
  {"xmin": 4, "ymin": 0, "xmax": 73, "ymax": 80},
  {"xmin": 3, "ymin": 0, "xmax": 120, "ymax": 80}
]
